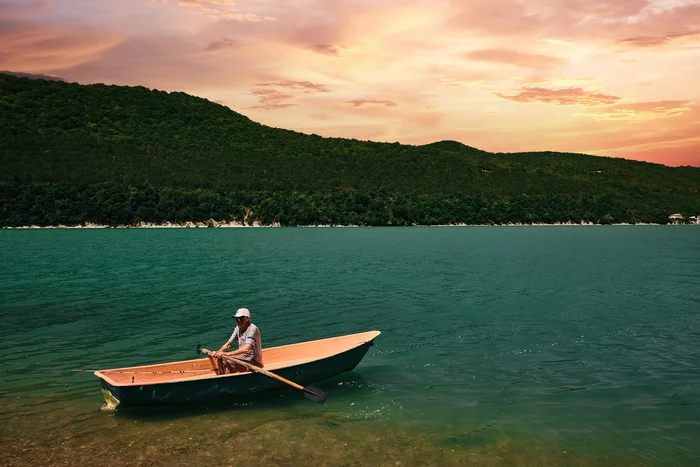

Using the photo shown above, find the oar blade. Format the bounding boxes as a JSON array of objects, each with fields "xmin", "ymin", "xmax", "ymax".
[{"xmin": 303, "ymin": 385, "xmax": 327, "ymax": 404}]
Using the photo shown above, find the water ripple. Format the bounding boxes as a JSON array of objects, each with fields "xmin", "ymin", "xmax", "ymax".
[{"xmin": 1, "ymin": 227, "xmax": 699, "ymax": 465}]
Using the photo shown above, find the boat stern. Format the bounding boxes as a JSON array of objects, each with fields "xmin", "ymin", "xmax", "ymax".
[{"xmin": 95, "ymin": 372, "xmax": 121, "ymax": 409}]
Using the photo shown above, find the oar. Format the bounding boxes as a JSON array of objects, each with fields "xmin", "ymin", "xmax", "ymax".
[
  {"xmin": 197, "ymin": 345, "xmax": 327, "ymax": 404},
  {"xmin": 71, "ymin": 369, "xmax": 217, "ymax": 374}
]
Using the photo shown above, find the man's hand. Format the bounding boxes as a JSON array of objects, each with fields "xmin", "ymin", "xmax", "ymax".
[{"xmin": 214, "ymin": 342, "xmax": 231, "ymax": 358}]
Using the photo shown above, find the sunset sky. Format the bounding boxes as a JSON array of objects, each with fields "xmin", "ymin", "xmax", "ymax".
[{"xmin": 1, "ymin": 0, "xmax": 699, "ymax": 167}]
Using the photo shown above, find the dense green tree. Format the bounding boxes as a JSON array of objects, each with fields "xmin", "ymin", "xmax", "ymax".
[{"xmin": 1, "ymin": 73, "xmax": 698, "ymax": 227}]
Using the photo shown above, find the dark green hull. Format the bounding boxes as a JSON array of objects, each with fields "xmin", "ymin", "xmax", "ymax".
[{"xmin": 99, "ymin": 338, "xmax": 376, "ymax": 408}]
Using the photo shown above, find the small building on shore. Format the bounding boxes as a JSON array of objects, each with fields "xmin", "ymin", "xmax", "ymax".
[
  {"xmin": 669, "ymin": 213, "xmax": 684, "ymax": 224},
  {"xmin": 689, "ymin": 215, "xmax": 699, "ymax": 225}
]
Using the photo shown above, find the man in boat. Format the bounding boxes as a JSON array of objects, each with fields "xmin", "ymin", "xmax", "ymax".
[{"xmin": 212, "ymin": 308, "xmax": 263, "ymax": 374}]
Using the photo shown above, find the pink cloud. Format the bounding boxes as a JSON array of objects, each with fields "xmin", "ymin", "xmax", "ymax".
[
  {"xmin": 497, "ymin": 87, "xmax": 621, "ymax": 106},
  {"xmin": 28, "ymin": 0, "xmax": 53, "ymax": 8},
  {"xmin": 588, "ymin": 100, "xmax": 692, "ymax": 121},
  {"xmin": 248, "ymin": 79, "xmax": 331, "ymax": 110},
  {"xmin": 198, "ymin": 1, "xmax": 398, "ymax": 55},
  {"xmin": 624, "ymin": 3, "xmax": 700, "ymax": 39},
  {"xmin": 617, "ymin": 31, "xmax": 700, "ymax": 47},
  {"xmin": 466, "ymin": 48, "xmax": 566, "ymax": 69},
  {"xmin": 250, "ymin": 88, "xmax": 295, "ymax": 110},
  {"xmin": 0, "ymin": 19, "xmax": 121, "ymax": 72},
  {"xmin": 0, "ymin": 70, "xmax": 64, "ymax": 80},
  {"xmin": 307, "ymin": 44, "xmax": 343, "ymax": 56},
  {"xmin": 0, "ymin": 0, "xmax": 53, "ymax": 17},
  {"xmin": 345, "ymin": 100, "xmax": 398, "ymax": 108},
  {"xmin": 445, "ymin": 0, "xmax": 700, "ymax": 50},
  {"xmin": 205, "ymin": 37, "xmax": 239, "ymax": 51},
  {"xmin": 610, "ymin": 100, "xmax": 691, "ymax": 112},
  {"xmin": 256, "ymin": 80, "xmax": 330, "ymax": 93},
  {"xmin": 548, "ymin": 104, "xmax": 700, "ymax": 166},
  {"xmin": 151, "ymin": 0, "xmax": 276, "ymax": 21},
  {"xmin": 620, "ymin": 143, "xmax": 700, "ymax": 167},
  {"xmin": 178, "ymin": 0, "xmax": 235, "ymax": 6},
  {"xmin": 58, "ymin": 35, "xmax": 254, "ymax": 89},
  {"xmin": 406, "ymin": 110, "xmax": 444, "ymax": 128}
]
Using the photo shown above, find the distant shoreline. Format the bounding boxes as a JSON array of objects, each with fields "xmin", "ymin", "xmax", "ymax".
[{"xmin": 5, "ymin": 221, "xmax": 687, "ymax": 229}]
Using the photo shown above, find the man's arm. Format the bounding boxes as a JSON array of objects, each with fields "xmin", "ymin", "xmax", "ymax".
[
  {"xmin": 225, "ymin": 343, "xmax": 252, "ymax": 357},
  {"xmin": 214, "ymin": 328, "xmax": 239, "ymax": 358},
  {"xmin": 213, "ymin": 341, "xmax": 232, "ymax": 358},
  {"xmin": 227, "ymin": 326, "xmax": 258, "ymax": 358}
]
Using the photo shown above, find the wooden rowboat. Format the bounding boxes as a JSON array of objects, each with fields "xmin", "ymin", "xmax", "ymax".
[{"xmin": 94, "ymin": 330, "xmax": 380, "ymax": 408}]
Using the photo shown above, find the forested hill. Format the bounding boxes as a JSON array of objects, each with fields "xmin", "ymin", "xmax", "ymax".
[{"xmin": 1, "ymin": 72, "xmax": 698, "ymax": 227}]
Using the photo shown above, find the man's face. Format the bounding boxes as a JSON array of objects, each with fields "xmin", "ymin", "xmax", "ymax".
[{"xmin": 236, "ymin": 316, "xmax": 248, "ymax": 327}]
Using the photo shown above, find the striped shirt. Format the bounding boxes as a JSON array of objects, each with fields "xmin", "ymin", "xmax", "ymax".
[{"xmin": 227, "ymin": 323, "xmax": 263, "ymax": 364}]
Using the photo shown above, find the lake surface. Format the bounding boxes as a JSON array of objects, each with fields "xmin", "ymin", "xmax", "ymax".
[{"xmin": 1, "ymin": 226, "xmax": 699, "ymax": 466}]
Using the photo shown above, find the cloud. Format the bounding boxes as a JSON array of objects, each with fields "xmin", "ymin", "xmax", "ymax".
[
  {"xmin": 620, "ymin": 143, "xmax": 700, "ymax": 167},
  {"xmin": 149, "ymin": 0, "xmax": 276, "ymax": 21},
  {"xmin": 440, "ymin": 78, "xmax": 487, "ymax": 88},
  {"xmin": 248, "ymin": 79, "xmax": 331, "ymax": 110},
  {"xmin": 497, "ymin": 87, "xmax": 621, "ymax": 106},
  {"xmin": 0, "ymin": 70, "xmax": 64, "ymax": 81},
  {"xmin": 286, "ymin": 23, "xmax": 346, "ymax": 54},
  {"xmin": 586, "ymin": 100, "xmax": 692, "ymax": 121},
  {"xmin": 28, "ymin": 0, "xmax": 53, "ymax": 8},
  {"xmin": 205, "ymin": 37, "xmax": 239, "ymax": 51},
  {"xmin": 540, "ymin": 38, "xmax": 570, "ymax": 45},
  {"xmin": 0, "ymin": 19, "xmax": 121, "ymax": 72},
  {"xmin": 445, "ymin": 0, "xmax": 700, "ymax": 51},
  {"xmin": 426, "ymin": 65, "xmax": 494, "ymax": 84},
  {"xmin": 148, "ymin": 0, "xmax": 237, "ymax": 12},
  {"xmin": 0, "ymin": 0, "xmax": 52, "ymax": 19},
  {"xmin": 60, "ymin": 34, "xmax": 263, "ymax": 90},
  {"xmin": 592, "ymin": 117, "xmax": 700, "ymax": 165},
  {"xmin": 149, "ymin": 0, "xmax": 236, "ymax": 7},
  {"xmin": 465, "ymin": 48, "xmax": 566, "ymax": 69},
  {"xmin": 208, "ymin": 11, "xmax": 276, "ymax": 21},
  {"xmin": 256, "ymin": 80, "xmax": 330, "ymax": 93},
  {"xmin": 198, "ymin": 1, "xmax": 427, "ymax": 57},
  {"xmin": 537, "ymin": 104, "xmax": 700, "ymax": 166},
  {"xmin": 617, "ymin": 31, "xmax": 700, "ymax": 47},
  {"xmin": 622, "ymin": 3, "xmax": 700, "ymax": 42},
  {"xmin": 250, "ymin": 88, "xmax": 295, "ymax": 110},
  {"xmin": 525, "ymin": 77, "xmax": 597, "ymax": 87},
  {"xmin": 406, "ymin": 110, "xmax": 444, "ymax": 128},
  {"xmin": 178, "ymin": 0, "xmax": 235, "ymax": 6},
  {"xmin": 307, "ymin": 44, "xmax": 343, "ymax": 56},
  {"xmin": 345, "ymin": 100, "xmax": 398, "ymax": 108}
]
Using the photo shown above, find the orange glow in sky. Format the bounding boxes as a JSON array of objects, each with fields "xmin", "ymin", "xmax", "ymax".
[{"xmin": 2, "ymin": 0, "xmax": 699, "ymax": 166}]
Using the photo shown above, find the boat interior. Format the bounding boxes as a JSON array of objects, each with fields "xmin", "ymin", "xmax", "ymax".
[{"xmin": 96, "ymin": 330, "xmax": 380, "ymax": 386}]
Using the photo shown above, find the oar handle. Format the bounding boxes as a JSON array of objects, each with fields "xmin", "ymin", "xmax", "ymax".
[{"xmin": 198, "ymin": 346, "xmax": 304, "ymax": 390}]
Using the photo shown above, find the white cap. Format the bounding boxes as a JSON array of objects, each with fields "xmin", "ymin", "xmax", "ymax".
[{"xmin": 233, "ymin": 308, "xmax": 250, "ymax": 318}]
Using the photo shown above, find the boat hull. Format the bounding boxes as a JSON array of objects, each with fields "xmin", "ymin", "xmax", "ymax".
[{"xmin": 99, "ymin": 337, "xmax": 375, "ymax": 408}]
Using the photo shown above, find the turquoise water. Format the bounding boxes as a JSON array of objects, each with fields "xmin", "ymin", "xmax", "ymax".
[{"xmin": 1, "ymin": 226, "xmax": 699, "ymax": 466}]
